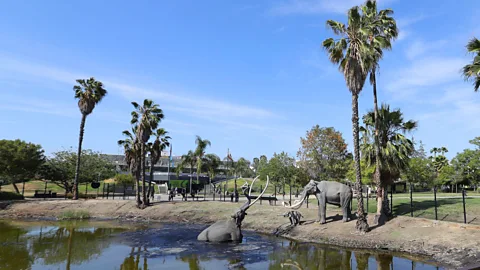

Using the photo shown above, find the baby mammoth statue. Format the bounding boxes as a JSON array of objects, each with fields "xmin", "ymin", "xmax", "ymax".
[{"xmin": 281, "ymin": 210, "xmax": 303, "ymax": 226}]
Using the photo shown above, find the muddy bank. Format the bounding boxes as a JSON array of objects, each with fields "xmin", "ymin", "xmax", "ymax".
[{"xmin": 1, "ymin": 199, "xmax": 478, "ymax": 269}]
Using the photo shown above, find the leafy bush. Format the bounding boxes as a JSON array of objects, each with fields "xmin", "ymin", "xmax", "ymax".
[
  {"xmin": 114, "ymin": 174, "xmax": 135, "ymax": 185},
  {"xmin": 58, "ymin": 210, "xmax": 90, "ymax": 220},
  {"xmin": 0, "ymin": 191, "xmax": 24, "ymax": 201}
]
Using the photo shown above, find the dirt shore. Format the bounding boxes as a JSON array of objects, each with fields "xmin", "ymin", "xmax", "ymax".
[{"xmin": 1, "ymin": 199, "xmax": 479, "ymax": 269}]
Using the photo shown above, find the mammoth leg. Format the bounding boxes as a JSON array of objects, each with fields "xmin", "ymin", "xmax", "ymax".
[
  {"xmin": 340, "ymin": 192, "xmax": 349, "ymax": 222},
  {"xmin": 289, "ymin": 216, "xmax": 294, "ymax": 225},
  {"xmin": 316, "ymin": 192, "xmax": 326, "ymax": 224}
]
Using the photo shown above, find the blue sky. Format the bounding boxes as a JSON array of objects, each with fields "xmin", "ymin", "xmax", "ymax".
[{"xmin": 0, "ymin": 0, "xmax": 478, "ymax": 161}]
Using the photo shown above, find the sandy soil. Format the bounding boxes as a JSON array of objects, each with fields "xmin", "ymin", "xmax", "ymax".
[{"xmin": 1, "ymin": 199, "xmax": 479, "ymax": 269}]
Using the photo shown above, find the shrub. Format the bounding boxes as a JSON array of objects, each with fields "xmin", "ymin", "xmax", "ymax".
[
  {"xmin": 0, "ymin": 191, "xmax": 24, "ymax": 201},
  {"xmin": 58, "ymin": 210, "xmax": 90, "ymax": 220}
]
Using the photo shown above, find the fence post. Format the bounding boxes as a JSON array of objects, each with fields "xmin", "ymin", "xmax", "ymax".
[
  {"xmin": 85, "ymin": 183, "xmax": 88, "ymax": 199},
  {"xmin": 123, "ymin": 185, "xmax": 126, "ymax": 200},
  {"xmin": 44, "ymin": 181, "xmax": 47, "ymax": 200},
  {"xmin": 224, "ymin": 185, "xmax": 226, "ymax": 202},
  {"xmin": 306, "ymin": 194, "xmax": 309, "ymax": 208},
  {"xmin": 22, "ymin": 181, "xmax": 25, "ymax": 196},
  {"xmin": 260, "ymin": 185, "xmax": 263, "ymax": 205},
  {"xmin": 274, "ymin": 186, "xmax": 277, "ymax": 206},
  {"xmin": 410, "ymin": 183, "xmax": 413, "ymax": 217},
  {"xmin": 462, "ymin": 188, "xmax": 467, "ymax": 224},
  {"xmin": 366, "ymin": 190, "xmax": 369, "ymax": 214},
  {"xmin": 112, "ymin": 183, "xmax": 115, "ymax": 200},
  {"xmin": 204, "ymin": 185, "xmax": 206, "ymax": 201},
  {"xmin": 106, "ymin": 183, "xmax": 110, "ymax": 199},
  {"xmin": 102, "ymin": 183, "xmax": 105, "ymax": 199},
  {"xmin": 213, "ymin": 186, "xmax": 216, "ymax": 201},
  {"xmin": 434, "ymin": 186, "xmax": 438, "ymax": 220}
]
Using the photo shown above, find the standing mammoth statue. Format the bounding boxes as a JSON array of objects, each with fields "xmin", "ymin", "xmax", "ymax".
[
  {"xmin": 283, "ymin": 180, "xmax": 352, "ymax": 224},
  {"xmin": 197, "ymin": 176, "xmax": 269, "ymax": 242}
]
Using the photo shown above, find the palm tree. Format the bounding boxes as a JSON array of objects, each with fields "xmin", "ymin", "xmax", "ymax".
[
  {"xmin": 360, "ymin": 104, "xmax": 417, "ymax": 218},
  {"xmin": 360, "ymin": 0, "xmax": 398, "ymax": 225},
  {"xmin": 179, "ymin": 150, "xmax": 196, "ymax": 192},
  {"xmin": 430, "ymin": 147, "xmax": 440, "ymax": 158},
  {"xmin": 462, "ymin": 37, "xmax": 480, "ymax": 92},
  {"xmin": 194, "ymin": 136, "xmax": 211, "ymax": 186},
  {"xmin": 203, "ymin": 153, "xmax": 221, "ymax": 193},
  {"xmin": 322, "ymin": 6, "xmax": 370, "ymax": 232},
  {"xmin": 439, "ymin": 147, "xmax": 448, "ymax": 156},
  {"xmin": 118, "ymin": 127, "xmax": 142, "ymax": 207},
  {"xmin": 72, "ymin": 77, "xmax": 107, "ymax": 200},
  {"xmin": 131, "ymin": 99, "xmax": 165, "ymax": 208},
  {"xmin": 146, "ymin": 128, "xmax": 170, "ymax": 203}
]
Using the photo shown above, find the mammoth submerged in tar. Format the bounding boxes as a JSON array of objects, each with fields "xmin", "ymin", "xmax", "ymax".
[{"xmin": 197, "ymin": 176, "xmax": 269, "ymax": 243}]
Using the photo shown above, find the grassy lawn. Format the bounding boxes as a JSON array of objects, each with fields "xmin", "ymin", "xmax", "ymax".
[
  {"xmin": 0, "ymin": 180, "xmax": 117, "ymax": 197},
  {"xmin": 300, "ymin": 196, "xmax": 480, "ymax": 225}
]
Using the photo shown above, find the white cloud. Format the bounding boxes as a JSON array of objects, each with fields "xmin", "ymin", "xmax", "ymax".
[
  {"xmin": 386, "ymin": 57, "xmax": 465, "ymax": 99},
  {"xmin": 0, "ymin": 54, "xmax": 282, "ymax": 136},
  {"xmin": 269, "ymin": 0, "xmax": 394, "ymax": 15},
  {"xmin": 405, "ymin": 40, "xmax": 447, "ymax": 60}
]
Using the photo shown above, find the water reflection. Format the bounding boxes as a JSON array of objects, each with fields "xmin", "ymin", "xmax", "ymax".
[{"xmin": 0, "ymin": 221, "xmax": 443, "ymax": 270}]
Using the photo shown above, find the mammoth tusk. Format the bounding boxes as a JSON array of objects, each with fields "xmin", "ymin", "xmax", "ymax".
[
  {"xmin": 248, "ymin": 176, "xmax": 259, "ymax": 197},
  {"xmin": 248, "ymin": 175, "xmax": 269, "ymax": 207},
  {"xmin": 282, "ymin": 197, "xmax": 305, "ymax": 209}
]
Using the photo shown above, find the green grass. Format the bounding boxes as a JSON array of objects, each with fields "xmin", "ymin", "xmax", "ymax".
[
  {"xmin": 57, "ymin": 210, "xmax": 91, "ymax": 220},
  {"xmin": 222, "ymin": 178, "xmax": 301, "ymax": 196},
  {"xmin": 0, "ymin": 180, "xmax": 117, "ymax": 197}
]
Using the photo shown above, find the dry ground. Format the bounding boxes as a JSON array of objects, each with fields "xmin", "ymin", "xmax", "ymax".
[{"xmin": 1, "ymin": 199, "xmax": 479, "ymax": 269}]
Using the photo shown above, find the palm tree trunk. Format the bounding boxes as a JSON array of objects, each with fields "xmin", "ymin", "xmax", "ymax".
[
  {"xmin": 141, "ymin": 143, "xmax": 147, "ymax": 208},
  {"xmin": 352, "ymin": 93, "xmax": 369, "ymax": 233},
  {"xmin": 148, "ymin": 158, "xmax": 155, "ymax": 204},
  {"xmin": 371, "ymin": 70, "xmax": 386, "ymax": 225},
  {"xmin": 135, "ymin": 168, "xmax": 141, "ymax": 207},
  {"xmin": 73, "ymin": 113, "xmax": 87, "ymax": 200},
  {"xmin": 197, "ymin": 158, "xmax": 200, "ymax": 185}
]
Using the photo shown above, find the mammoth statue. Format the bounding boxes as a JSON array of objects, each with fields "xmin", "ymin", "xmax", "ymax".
[
  {"xmin": 283, "ymin": 180, "xmax": 352, "ymax": 224},
  {"xmin": 197, "ymin": 176, "xmax": 269, "ymax": 242},
  {"xmin": 280, "ymin": 210, "xmax": 303, "ymax": 226}
]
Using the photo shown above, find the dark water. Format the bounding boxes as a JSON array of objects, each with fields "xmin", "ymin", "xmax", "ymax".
[{"xmin": 0, "ymin": 220, "xmax": 443, "ymax": 270}]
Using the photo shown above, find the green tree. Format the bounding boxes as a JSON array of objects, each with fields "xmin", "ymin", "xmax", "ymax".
[
  {"xmin": 73, "ymin": 77, "xmax": 108, "ymax": 200},
  {"xmin": 401, "ymin": 157, "xmax": 434, "ymax": 188},
  {"xmin": 194, "ymin": 136, "xmax": 211, "ymax": 185},
  {"xmin": 430, "ymin": 146, "xmax": 449, "ymax": 181},
  {"xmin": 178, "ymin": 150, "xmax": 196, "ymax": 192},
  {"xmin": 252, "ymin": 157, "xmax": 260, "ymax": 174},
  {"xmin": 203, "ymin": 153, "xmax": 221, "ymax": 188},
  {"xmin": 114, "ymin": 174, "xmax": 135, "ymax": 186},
  {"xmin": 462, "ymin": 37, "xmax": 480, "ymax": 92},
  {"xmin": 131, "ymin": 99, "xmax": 165, "ymax": 208},
  {"xmin": 38, "ymin": 149, "xmax": 115, "ymax": 194},
  {"xmin": 361, "ymin": 0, "xmax": 398, "ymax": 226},
  {"xmin": 260, "ymin": 152, "xmax": 296, "ymax": 194},
  {"xmin": 297, "ymin": 125, "xmax": 350, "ymax": 182},
  {"xmin": 147, "ymin": 128, "xmax": 170, "ymax": 202},
  {"xmin": 360, "ymin": 104, "xmax": 416, "ymax": 221},
  {"xmin": 322, "ymin": 5, "xmax": 371, "ymax": 232},
  {"xmin": 0, "ymin": 139, "xmax": 45, "ymax": 193},
  {"xmin": 118, "ymin": 127, "xmax": 142, "ymax": 206},
  {"xmin": 346, "ymin": 159, "xmax": 375, "ymax": 186}
]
